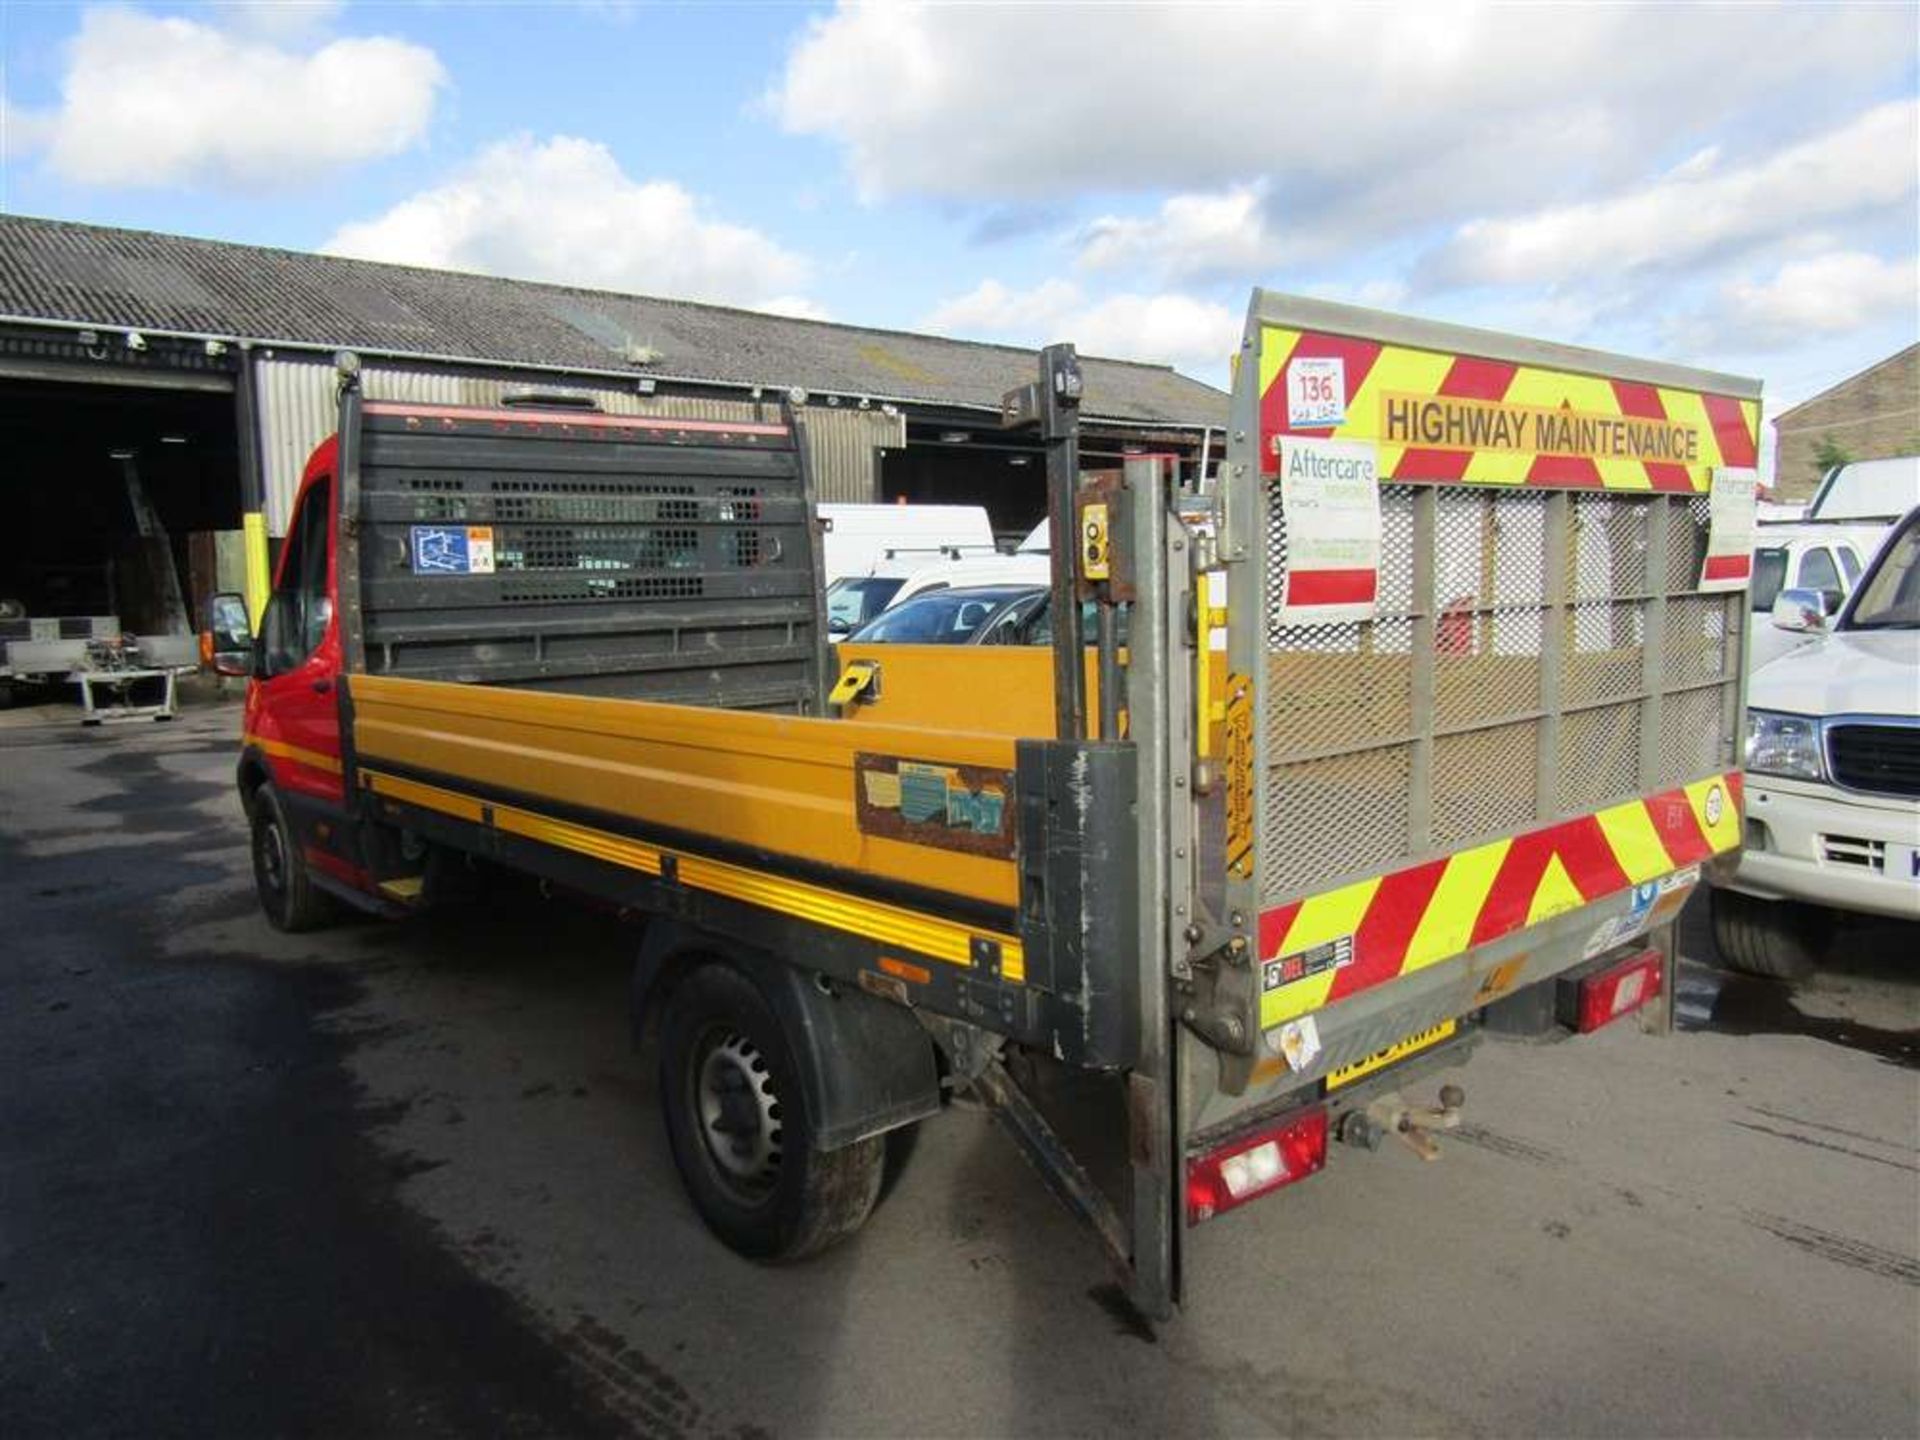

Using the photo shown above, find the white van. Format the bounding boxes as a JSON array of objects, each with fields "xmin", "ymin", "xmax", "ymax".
[
  {"xmin": 816, "ymin": 504, "xmax": 996, "ymax": 586},
  {"xmin": 1808, "ymin": 455, "xmax": 1920, "ymax": 524}
]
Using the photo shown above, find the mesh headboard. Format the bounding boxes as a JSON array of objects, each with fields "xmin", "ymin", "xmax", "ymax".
[{"xmin": 342, "ymin": 398, "xmax": 824, "ymax": 713}]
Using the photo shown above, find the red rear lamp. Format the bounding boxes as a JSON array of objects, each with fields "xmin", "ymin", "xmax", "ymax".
[
  {"xmin": 1563, "ymin": 947, "xmax": 1664, "ymax": 1033},
  {"xmin": 1186, "ymin": 1104, "xmax": 1328, "ymax": 1225}
]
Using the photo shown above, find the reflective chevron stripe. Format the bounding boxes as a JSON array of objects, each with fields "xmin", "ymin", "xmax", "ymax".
[
  {"xmin": 1257, "ymin": 325, "xmax": 1760, "ymax": 492},
  {"xmin": 1258, "ymin": 773, "xmax": 1741, "ymax": 1029}
]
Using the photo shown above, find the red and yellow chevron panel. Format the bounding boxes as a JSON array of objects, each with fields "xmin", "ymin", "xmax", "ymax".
[
  {"xmin": 1258, "ymin": 326, "xmax": 1759, "ymax": 493},
  {"xmin": 1257, "ymin": 773, "xmax": 1741, "ymax": 1029}
]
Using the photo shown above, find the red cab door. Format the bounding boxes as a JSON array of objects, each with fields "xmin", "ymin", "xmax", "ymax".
[{"xmin": 242, "ymin": 464, "xmax": 344, "ymax": 808}]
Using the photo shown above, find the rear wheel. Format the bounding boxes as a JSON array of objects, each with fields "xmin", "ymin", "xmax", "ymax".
[
  {"xmin": 659, "ymin": 963, "xmax": 883, "ymax": 1262},
  {"xmin": 250, "ymin": 784, "xmax": 334, "ymax": 933},
  {"xmin": 1710, "ymin": 887, "xmax": 1823, "ymax": 981}
]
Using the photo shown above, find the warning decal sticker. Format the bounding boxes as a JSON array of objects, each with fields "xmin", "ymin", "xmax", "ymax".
[{"xmin": 410, "ymin": 526, "xmax": 496, "ymax": 575}]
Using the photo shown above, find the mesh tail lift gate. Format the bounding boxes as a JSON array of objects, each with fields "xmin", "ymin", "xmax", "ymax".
[{"xmin": 1202, "ymin": 291, "xmax": 1758, "ymax": 1069}]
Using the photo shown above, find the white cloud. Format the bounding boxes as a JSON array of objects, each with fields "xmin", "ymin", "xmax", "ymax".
[
  {"xmin": 222, "ymin": 1, "xmax": 345, "ymax": 42},
  {"xmin": 21, "ymin": 5, "xmax": 443, "ymax": 189},
  {"xmin": 1428, "ymin": 101, "xmax": 1920, "ymax": 287},
  {"xmin": 1077, "ymin": 184, "xmax": 1277, "ymax": 281},
  {"xmin": 923, "ymin": 279, "xmax": 1238, "ymax": 373},
  {"xmin": 1681, "ymin": 252, "xmax": 1920, "ymax": 354},
  {"xmin": 325, "ymin": 135, "xmax": 815, "ymax": 312},
  {"xmin": 757, "ymin": 294, "xmax": 834, "ymax": 322},
  {"xmin": 772, "ymin": 3, "xmax": 1911, "ymax": 259}
]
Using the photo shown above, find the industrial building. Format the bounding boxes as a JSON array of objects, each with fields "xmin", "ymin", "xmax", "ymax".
[
  {"xmin": 0, "ymin": 214, "xmax": 1226, "ymax": 639},
  {"xmin": 1769, "ymin": 343, "xmax": 1919, "ymax": 500}
]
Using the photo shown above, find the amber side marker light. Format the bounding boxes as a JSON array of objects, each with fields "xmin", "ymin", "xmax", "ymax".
[{"xmin": 1186, "ymin": 1104, "xmax": 1328, "ymax": 1225}]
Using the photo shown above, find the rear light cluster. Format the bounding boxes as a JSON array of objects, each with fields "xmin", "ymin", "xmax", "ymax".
[
  {"xmin": 1186, "ymin": 1104, "xmax": 1328, "ymax": 1225},
  {"xmin": 1560, "ymin": 948, "xmax": 1664, "ymax": 1033}
]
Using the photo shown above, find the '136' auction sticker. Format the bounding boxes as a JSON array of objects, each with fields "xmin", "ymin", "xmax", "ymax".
[{"xmin": 1287, "ymin": 356, "xmax": 1346, "ymax": 428}]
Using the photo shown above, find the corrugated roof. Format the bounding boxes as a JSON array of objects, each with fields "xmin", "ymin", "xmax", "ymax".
[{"xmin": 0, "ymin": 215, "xmax": 1228, "ymax": 428}]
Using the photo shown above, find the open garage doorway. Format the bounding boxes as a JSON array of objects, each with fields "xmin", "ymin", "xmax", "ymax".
[{"xmin": 0, "ymin": 375, "xmax": 242, "ymax": 703}]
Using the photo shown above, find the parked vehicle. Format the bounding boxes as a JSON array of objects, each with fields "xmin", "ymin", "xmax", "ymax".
[
  {"xmin": 823, "ymin": 573, "xmax": 911, "ymax": 636},
  {"xmin": 1748, "ymin": 525, "xmax": 1869, "ymax": 671},
  {"xmin": 232, "ymin": 291, "xmax": 1757, "ymax": 1317},
  {"xmin": 1712, "ymin": 505, "xmax": 1920, "ymax": 978},
  {"xmin": 843, "ymin": 584, "xmax": 1044, "ymax": 644},
  {"xmin": 826, "ymin": 552, "xmax": 1051, "ymax": 639},
  {"xmin": 817, "ymin": 503, "xmax": 995, "ymax": 586},
  {"xmin": 1808, "ymin": 455, "xmax": 1920, "ymax": 525}
]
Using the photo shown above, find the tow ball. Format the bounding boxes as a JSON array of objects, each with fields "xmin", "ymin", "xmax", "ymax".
[{"xmin": 1337, "ymin": 1085, "xmax": 1466, "ymax": 1161}]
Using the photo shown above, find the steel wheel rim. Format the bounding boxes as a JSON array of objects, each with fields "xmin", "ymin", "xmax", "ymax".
[
  {"xmin": 259, "ymin": 818, "xmax": 287, "ymax": 895},
  {"xmin": 692, "ymin": 1027, "xmax": 783, "ymax": 1200}
]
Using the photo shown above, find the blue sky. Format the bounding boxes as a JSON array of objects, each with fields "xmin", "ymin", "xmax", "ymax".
[{"xmin": 3, "ymin": 1, "xmax": 1916, "ymax": 472}]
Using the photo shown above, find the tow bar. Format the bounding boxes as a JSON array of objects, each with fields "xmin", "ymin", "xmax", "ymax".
[{"xmin": 1338, "ymin": 1084, "xmax": 1467, "ymax": 1161}]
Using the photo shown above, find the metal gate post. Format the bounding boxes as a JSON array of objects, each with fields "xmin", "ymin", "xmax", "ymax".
[
  {"xmin": 1125, "ymin": 454, "xmax": 1178, "ymax": 1318},
  {"xmin": 333, "ymin": 358, "xmax": 368, "ymax": 676}
]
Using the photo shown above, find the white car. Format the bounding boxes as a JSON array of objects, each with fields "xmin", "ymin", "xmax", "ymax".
[{"xmin": 1713, "ymin": 505, "xmax": 1920, "ymax": 977}]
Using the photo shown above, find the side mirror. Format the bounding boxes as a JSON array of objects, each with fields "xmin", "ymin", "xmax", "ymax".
[
  {"xmin": 1771, "ymin": 587, "xmax": 1833, "ymax": 635},
  {"xmin": 204, "ymin": 590, "xmax": 253, "ymax": 677}
]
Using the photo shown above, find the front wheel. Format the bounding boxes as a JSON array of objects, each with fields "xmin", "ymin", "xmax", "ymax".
[
  {"xmin": 659, "ymin": 963, "xmax": 883, "ymax": 1262},
  {"xmin": 250, "ymin": 784, "xmax": 335, "ymax": 933},
  {"xmin": 1710, "ymin": 887, "xmax": 1823, "ymax": 981}
]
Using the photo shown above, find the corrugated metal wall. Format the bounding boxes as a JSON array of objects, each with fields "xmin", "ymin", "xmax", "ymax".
[
  {"xmin": 255, "ymin": 355, "xmax": 903, "ymax": 533},
  {"xmin": 802, "ymin": 408, "xmax": 906, "ymax": 504},
  {"xmin": 256, "ymin": 357, "xmax": 335, "ymax": 534}
]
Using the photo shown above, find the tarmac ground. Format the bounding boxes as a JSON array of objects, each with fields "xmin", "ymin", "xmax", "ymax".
[{"xmin": 3, "ymin": 696, "xmax": 1915, "ymax": 1437}]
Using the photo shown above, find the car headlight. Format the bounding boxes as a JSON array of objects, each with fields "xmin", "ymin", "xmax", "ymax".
[{"xmin": 1745, "ymin": 709, "xmax": 1824, "ymax": 781}]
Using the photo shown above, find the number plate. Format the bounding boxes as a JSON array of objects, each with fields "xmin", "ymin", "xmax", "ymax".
[
  {"xmin": 1890, "ymin": 843, "xmax": 1920, "ymax": 883},
  {"xmin": 1325, "ymin": 1019, "xmax": 1457, "ymax": 1091}
]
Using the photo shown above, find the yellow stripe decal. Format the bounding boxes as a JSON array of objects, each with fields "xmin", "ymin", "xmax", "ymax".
[
  {"xmin": 364, "ymin": 770, "xmax": 483, "ymax": 822},
  {"xmin": 1684, "ymin": 775, "xmax": 1742, "ymax": 854},
  {"xmin": 1259, "ymin": 878, "xmax": 1380, "ymax": 1028},
  {"xmin": 360, "ymin": 769, "xmax": 1024, "ymax": 982},
  {"xmin": 1402, "ymin": 836, "xmax": 1509, "ymax": 974},
  {"xmin": 245, "ymin": 731, "xmax": 344, "ymax": 776},
  {"xmin": 1594, "ymin": 797, "xmax": 1675, "ymax": 883}
]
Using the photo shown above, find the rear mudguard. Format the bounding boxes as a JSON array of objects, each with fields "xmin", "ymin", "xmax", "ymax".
[{"xmin": 631, "ymin": 919, "xmax": 942, "ymax": 1151}]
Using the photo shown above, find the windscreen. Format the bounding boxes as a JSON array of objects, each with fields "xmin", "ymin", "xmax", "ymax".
[
  {"xmin": 826, "ymin": 576, "xmax": 905, "ymax": 632},
  {"xmin": 1846, "ymin": 522, "xmax": 1920, "ymax": 629},
  {"xmin": 1751, "ymin": 548, "xmax": 1789, "ymax": 612},
  {"xmin": 849, "ymin": 588, "xmax": 1025, "ymax": 643}
]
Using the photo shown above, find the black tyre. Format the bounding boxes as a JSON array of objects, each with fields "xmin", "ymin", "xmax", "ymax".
[
  {"xmin": 250, "ymin": 784, "xmax": 334, "ymax": 933},
  {"xmin": 659, "ymin": 963, "xmax": 883, "ymax": 1262},
  {"xmin": 1710, "ymin": 887, "xmax": 1823, "ymax": 981}
]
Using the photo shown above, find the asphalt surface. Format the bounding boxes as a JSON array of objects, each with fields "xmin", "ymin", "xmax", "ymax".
[{"xmin": 3, "ymin": 699, "xmax": 1916, "ymax": 1438}]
